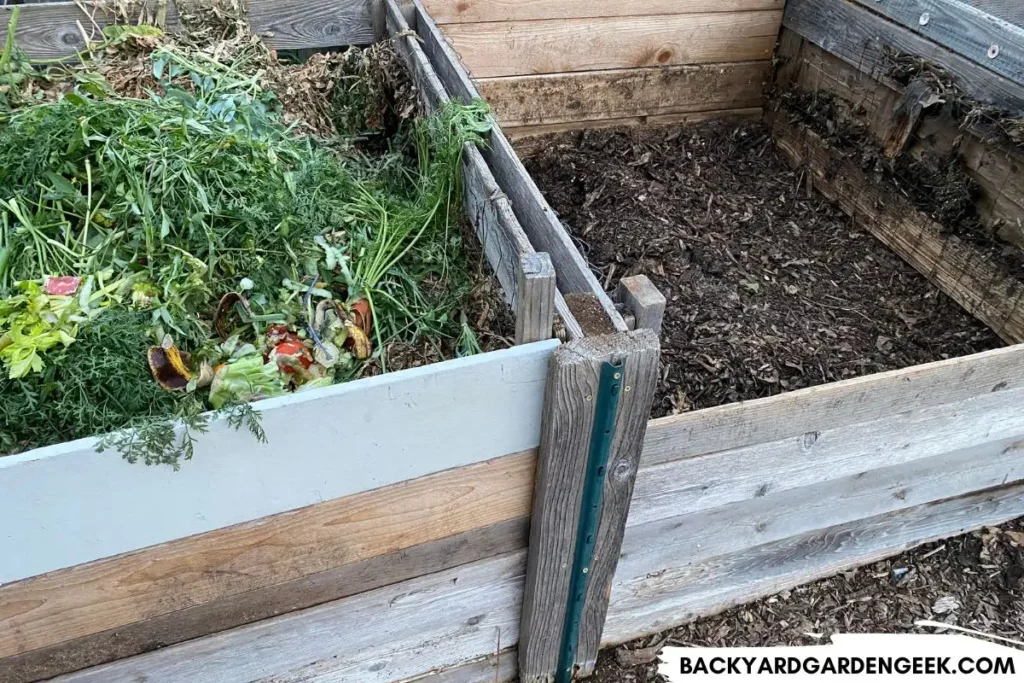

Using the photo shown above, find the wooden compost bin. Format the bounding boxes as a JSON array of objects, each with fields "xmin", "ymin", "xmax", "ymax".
[
  {"xmin": 0, "ymin": 1, "xmax": 652, "ymax": 682},
  {"xmin": 2, "ymin": 0, "xmax": 1024, "ymax": 682},
  {"xmin": 416, "ymin": 0, "xmax": 1024, "ymax": 679}
]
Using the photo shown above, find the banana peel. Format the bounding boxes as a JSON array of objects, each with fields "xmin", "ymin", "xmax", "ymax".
[
  {"xmin": 147, "ymin": 344, "xmax": 192, "ymax": 390},
  {"xmin": 344, "ymin": 321, "xmax": 371, "ymax": 360}
]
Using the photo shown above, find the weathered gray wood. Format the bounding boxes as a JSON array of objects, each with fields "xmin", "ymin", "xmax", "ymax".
[
  {"xmin": 615, "ymin": 275, "xmax": 666, "ymax": 337},
  {"xmin": 784, "ymin": 0, "xmax": 1024, "ymax": 114},
  {"xmin": 389, "ymin": 0, "xmax": 543, "ymax": 340},
  {"xmin": 519, "ymin": 330, "xmax": 659, "ymax": 682},
  {"xmin": 632, "ymin": 387, "xmax": 1024, "ymax": 527},
  {"xmin": 413, "ymin": 648, "xmax": 518, "ymax": 683},
  {"xmin": 55, "ymin": 552, "xmax": 527, "ymax": 683},
  {"xmin": 2, "ymin": 516, "xmax": 530, "ymax": 683},
  {"xmin": 848, "ymin": 0, "xmax": 1024, "ymax": 87},
  {"xmin": 642, "ymin": 343, "xmax": 1024, "ymax": 468},
  {"xmin": 516, "ymin": 253, "xmax": 556, "ymax": 345},
  {"xmin": 386, "ymin": 0, "xmax": 448, "ymax": 112},
  {"xmin": 0, "ymin": 0, "xmax": 375, "ymax": 61},
  {"xmin": 621, "ymin": 435, "xmax": 1024, "ymax": 593},
  {"xmin": 412, "ymin": 0, "xmax": 629, "ymax": 335},
  {"xmin": 604, "ymin": 481, "xmax": 1024, "ymax": 645}
]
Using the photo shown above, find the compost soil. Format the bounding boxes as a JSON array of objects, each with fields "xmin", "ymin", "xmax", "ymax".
[
  {"xmin": 591, "ymin": 519, "xmax": 1024, "ymax": 682},
  {"xmin": 523, "ymin": 120, "xmax": 1003, "ymax": 418}
]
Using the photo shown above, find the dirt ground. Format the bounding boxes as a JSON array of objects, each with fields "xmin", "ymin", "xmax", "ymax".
[
  {"xmin": 590, "ymin": 519, "xmax": 1024, "ymax": 682},
  {"xmin": 523, "ymin": 120, "xmax": 1004, "ymax": 418}
]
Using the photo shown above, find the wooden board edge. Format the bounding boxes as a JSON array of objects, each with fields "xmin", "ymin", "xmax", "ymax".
[
  {"xmin": 420, "ymin": 0, "xmax": 784, "ymax": 25},
  {"xmin": 641, "ymin": 343, "xmax": 1024, "ymax": 467},
  {"xmin": 0, "ymin": 0, "xmax": 375, "ymax": 61},
  {"xmin": 412, "ymin": 0, "xmax": 629, "ymax": 336},
  {"xmin": 477, "ymin": 62, "xmax": 769, "ymax": 128},
  {"xmin": 1, "ymin": 517, "xmax": 529, "ymax": 683},
  {"xmin": 604, "ymin": 480, "xmax": 1024, "ymax": 645}
]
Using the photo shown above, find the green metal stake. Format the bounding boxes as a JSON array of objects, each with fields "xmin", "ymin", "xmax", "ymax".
[{"xmin": 555, "ymin": 359, "xmax": 623, "ymax": 683}]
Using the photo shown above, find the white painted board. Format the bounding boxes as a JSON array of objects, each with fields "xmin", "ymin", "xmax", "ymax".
[{"xmin": 0, "ymin": 340, "xmax": 557, "ymax": 584}]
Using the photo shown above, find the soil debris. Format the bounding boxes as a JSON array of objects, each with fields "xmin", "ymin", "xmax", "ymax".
[
  {"xmin": 591, "ymin": 519, "xmax": 1024, "ymax": 682},
  {"xmin": 524, "ymin": 120, "xmax": 1003, "ymax": 417}
]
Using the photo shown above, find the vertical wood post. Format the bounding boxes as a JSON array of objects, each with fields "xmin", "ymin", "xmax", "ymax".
[
  {"xmin": 519, "ymin": 330, "xmax": 660, "ymax": 681},
  {"xmin": 516, "ymin": 252, "xmax": 556, "ymax": 345},
  {"xmin": 615, "ymin": 275, "xmax": 667, "ymax": 337}
]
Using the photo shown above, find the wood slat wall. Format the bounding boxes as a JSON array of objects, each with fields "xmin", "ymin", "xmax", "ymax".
[
  {"xmin": 420, "ymin": 0, "xmax": 781, "ymax": 135},
  {"xmin": 0, "ymin": 0, "xmax": 375, "ymax": 60},
  {"xmin": 0, "ymin": 451, "xmax": 536, "ymax": 682},
  {"xmin": 604, "ymin": 344, "xmax": 1024, "ymax": 644}
]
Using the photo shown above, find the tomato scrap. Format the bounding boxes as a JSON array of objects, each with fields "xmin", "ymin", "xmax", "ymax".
[{"xmin": 44, "ymin": 276, "xmax": 82, "ymax": 296}]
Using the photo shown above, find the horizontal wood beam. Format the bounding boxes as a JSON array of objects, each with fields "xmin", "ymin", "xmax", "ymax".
[
  {"xmin": 848, "ymin": 0, "xmax": 1024, "ymax": 88},
  {"xmin": 0, "ymin": 0, "xmax": 375, "ymax": 61},
  {"xmin": 506, "ymin": 108, "xmax": 763, "ymax": 148},
  {"xmin": 605, "ymin": 480, "xmax": 1024, "ymax": 644},
  {"xmin": 422, "ymin": 0, "xmax": 782, "ymax": 24},
  {"xmin": 412, "ymin": 0, "xmax": 628, "ymax": 336},
  {"xmin": 477, "ymin": 61, "xmax": 769, "ymax": 128},
  {"xmin": 783, "ymin": 0, "xmax": 1024, "ymax": 113},
  {"xmin": 0, "ymin": 451, "xmax": 535, "ymax": 681},
  {"xmin": 441, "ymin": 12, "xmax": 781, "ymax": 78},
  {"xmin": 631, "ymin": 386, "xmax": 1024, "ymax": 526},
  {"xmin": 57, "ymin": 551, "xmax": 529, "ymax": 683},
  {"xmin": 641, "ymin": 343, "xmax": 1024, "ymax": 467}
]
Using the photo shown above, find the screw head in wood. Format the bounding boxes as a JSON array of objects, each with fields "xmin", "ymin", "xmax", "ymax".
[
  {"xmin": 624, "ymin": 385, "xmax": 631, "ymax": 392},
  {"xmin": 613, "ymin": 372, "xmax": 621, "ymax": 380},
  {"xmin": 919, "ymin": 12, "xmax": 929, "ymax": 25},
  {"xmin": 585, "ymin": 394, "xmax": 593, "ymax": 401},
  {"xmin": 988, "ymin": 44, "xmax": 1000, "ymax": 59}
]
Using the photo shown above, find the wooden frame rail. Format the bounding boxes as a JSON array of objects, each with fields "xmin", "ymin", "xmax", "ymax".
[{"xmin": 411, "ymin": 0, "xmax": 629, "ymax": 337}]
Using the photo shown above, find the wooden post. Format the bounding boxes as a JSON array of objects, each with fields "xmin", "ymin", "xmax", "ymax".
[
  {"xmin": 516, "ymin": 253, "xmax": 557, "ymax": 345},
  {"xmin": 519, "ymin": 330, "xmax": 660, "ymax": 682},
  {"xmin": 615, "ymin": 275, "xmax": 667, "ymax": 337}
]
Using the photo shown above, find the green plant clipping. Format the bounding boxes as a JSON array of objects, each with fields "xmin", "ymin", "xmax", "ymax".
[{"xmin": 0, "ymin": 18, "xmax": 496, "ymax": 466}]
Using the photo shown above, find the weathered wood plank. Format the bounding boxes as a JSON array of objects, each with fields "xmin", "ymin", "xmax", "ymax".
[
  {"xmin": 408, "ymin": 648, "xmax": 517, "ymax": 683},
  {"xmin": 442, "ymin": 12, "xmax": 781, "ymax": 79},
  {"xmin": 477, "ymin": 62, "xmax": 769, "ymax": 128},
  {"xmin": 783, "ymin": 0, "xmax": 1024, "ymax": 113},
  {"xmin": 622, "ymin": 436, "xmax": 1024, "ymax": 587},
  {"xmin": 422, "ymin": 0, "xmax": 782, "ymax": 24},
  {"xmin": 413, "ymin": 0, "xmax": 628, "ymax": 335},
  {"xmin": 641, "ymin": 343, "xmax": 1024, "ymax": 467},
  {"xmin": 516, "ymin": 253, "xmax": 556, "ymax": 345},
  {"xmin": 632, "ymin": 386, "xmax": 1024, "ymax": 527},
  {"xmin": 0, "ymin": 0, "xmax": 375, "ymax": 61},
  {"xmin": 507, "ymin": 108, "xmax": 764, "ymax": 150},
  {"xmin": 604, "ymin": 481, "xmax": 1024, "ymax": 645},
  {"xmin": 770, "ymin": 108, "xmax": 1024, "ymax": 343},
  {"xmin": 518, "ymin": 331, "xmax": 659, "ymax": 681},
  {"xmin": 0, "ymin": 340, "xmax": 556, "ymax": 585},
  {"xmin": 615, "ymin": 275, "xmax": 666, "ymax": 336},
  {"xmin": 55, "ymin": 551, "xmax": 527, "ymax": 683},
  {"xmin": 774, "ymin": 30, "xmax": 1024, "ymax": 251},
  {"xmin": 848, "ymin": 0, "xmax": 1024, "ymax": 87},
  {"xmin": 3, "ymin": 517, "xmax": 528, "ymax": 683},
  {"xmin": 0, "ymin": 451, "xmax": 534, "ymax": 674}
]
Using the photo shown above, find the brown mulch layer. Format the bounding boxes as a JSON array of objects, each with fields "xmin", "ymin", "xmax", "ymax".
[
  {"xmin": 523, "ymin": 121, "xmax": 1003, "ymax": 418},
  {"xmin": 591, "ymin": 520, "xmax": 1024, "ymax": 682}
]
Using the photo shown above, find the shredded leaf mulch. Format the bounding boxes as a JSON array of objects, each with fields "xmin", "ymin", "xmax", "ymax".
[
  {"xmin": 523, "ymin": 120, "xmax": 1004, "ymax": 418},
  {"xmin": 592, "ymin": 520, "xmax": 1024, "ymax": 682}
]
